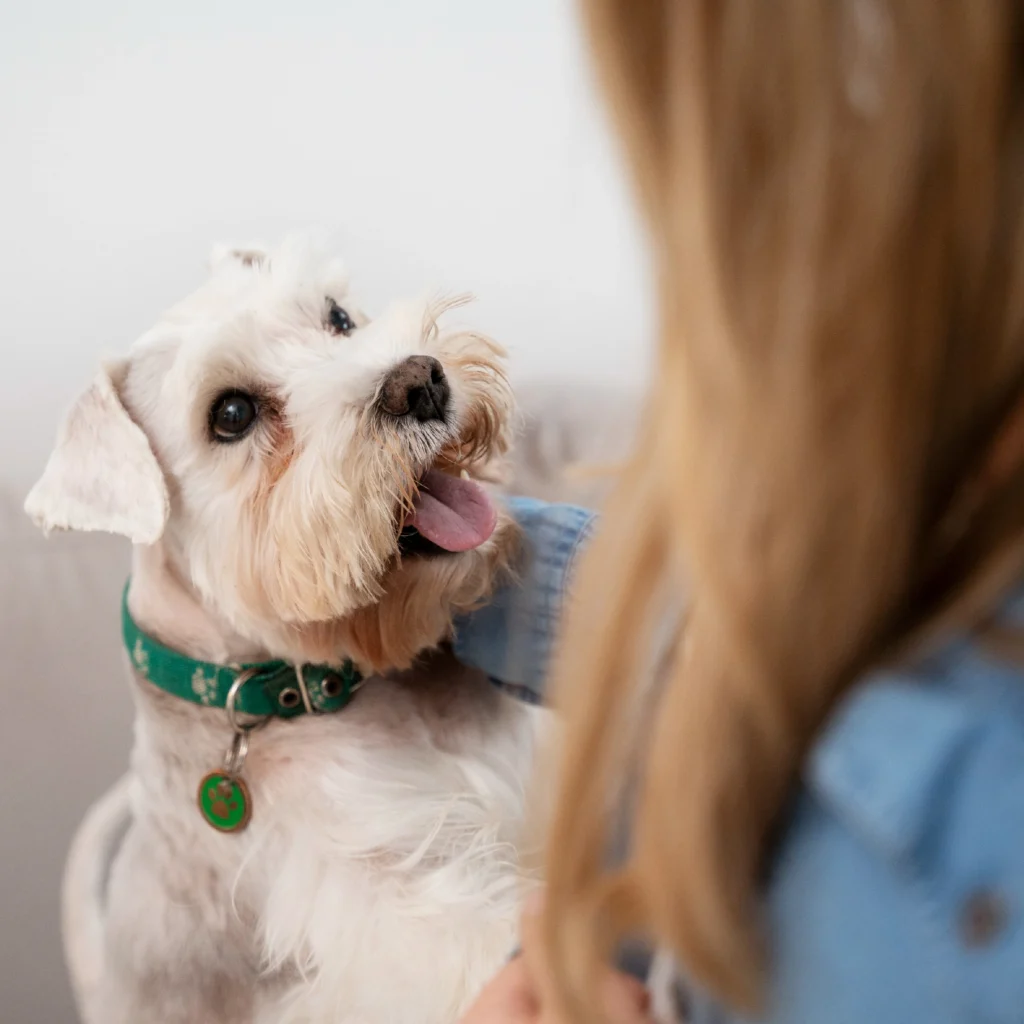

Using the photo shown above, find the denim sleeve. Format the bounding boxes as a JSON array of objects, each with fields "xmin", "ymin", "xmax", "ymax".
[{"xmin": 451, "ymin": 496, "xmax": 597, "ymax": 704}]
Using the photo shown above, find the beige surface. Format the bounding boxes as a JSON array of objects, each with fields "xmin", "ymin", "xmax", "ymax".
[
  {"xmin": 0, "ymin": 387, "xmax": 634, "ymax": 1023},
  {"xmin": 1, "ymin": 493, "xmax": 132, "ymax": 1023},
  {"xmin": 510, "ymin": 379, "xmax": 639, "ymax": 508}
]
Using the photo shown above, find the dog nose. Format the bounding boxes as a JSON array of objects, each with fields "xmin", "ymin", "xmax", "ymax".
[{"xmin": 378, "ymin": 356, "xmax": 449, "ymax": 422}]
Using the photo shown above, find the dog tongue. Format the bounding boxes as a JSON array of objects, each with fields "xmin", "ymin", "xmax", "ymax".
[{"xmin": 407, "ymin": 469, "xmax": 497, "ymax": 552}]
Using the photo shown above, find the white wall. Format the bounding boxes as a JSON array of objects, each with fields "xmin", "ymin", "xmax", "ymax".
[{"xmin": 0, "ymin": 0, "xmax": 652, "ymax": 494}]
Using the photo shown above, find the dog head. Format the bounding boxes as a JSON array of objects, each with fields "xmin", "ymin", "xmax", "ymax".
[{"xmin": 25, "ymin": 239, "xmax": 516, "ymax": 670}]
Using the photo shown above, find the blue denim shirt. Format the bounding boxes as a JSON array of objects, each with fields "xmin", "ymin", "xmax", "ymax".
[
  {"xmin": 452, "ymin": 496, "xmax": 597, "ymax": 703},
  {"xmin": 687, "ymin": 619, "xmax": 1024, "ymax": 1024},
  {"xmin": 459, "ymin": 497, "xmax": 1024, "ymax": 1024}
]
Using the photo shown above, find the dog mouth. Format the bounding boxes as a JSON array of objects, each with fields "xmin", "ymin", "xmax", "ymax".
[{"xmin": 398, "ymin": 467, "xmax": 498, "ymax": 558}]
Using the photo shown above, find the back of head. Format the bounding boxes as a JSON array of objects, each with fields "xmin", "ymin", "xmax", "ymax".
[{"xmin": 544, "ymin": 0, "xmax": 1024, "ymax": 1015}]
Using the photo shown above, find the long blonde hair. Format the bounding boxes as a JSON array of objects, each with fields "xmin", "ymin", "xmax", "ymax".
[{"xmin": 544, "ymin": 0, "xmax": 1024, "ymax": 1015}]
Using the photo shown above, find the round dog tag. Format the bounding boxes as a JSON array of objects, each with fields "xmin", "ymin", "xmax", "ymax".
[{"xmin": 197, "ymin": 772, "xmax": 251, "ymax": 832}]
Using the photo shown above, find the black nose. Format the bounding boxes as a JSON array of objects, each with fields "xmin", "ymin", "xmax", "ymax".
[{"xmin": 378, "ymin": 356, "xmax": 449, "ymax": 422}]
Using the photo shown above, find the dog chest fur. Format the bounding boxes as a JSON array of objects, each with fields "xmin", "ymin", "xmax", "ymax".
[{"xmin": 98, "ymin": 564, "xmax": 543, "ymax": 1024}]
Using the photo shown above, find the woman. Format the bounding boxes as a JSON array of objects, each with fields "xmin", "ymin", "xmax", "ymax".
[{"xmin": 464, "ymin": 1, "xmax": 1024, "ymax": 1022}]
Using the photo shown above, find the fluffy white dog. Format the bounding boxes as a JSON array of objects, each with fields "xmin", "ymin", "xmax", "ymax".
[{"xmin": 26, "ymin": 240, "xmax": 544, "ymax": 1024}]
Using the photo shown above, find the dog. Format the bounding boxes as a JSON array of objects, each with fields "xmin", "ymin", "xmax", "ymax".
[{"xmin": 25, "ymin": 239, "xmax": 546, "ymax": 1024}]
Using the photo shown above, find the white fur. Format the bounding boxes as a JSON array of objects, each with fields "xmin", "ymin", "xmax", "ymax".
[
  {"xmin": 25, "ymin": 363, "xmax": 169, "ymax": 543},
  {"xmin": 30, "ymin": 238, "xmax": 545, "ymax": 1024}
]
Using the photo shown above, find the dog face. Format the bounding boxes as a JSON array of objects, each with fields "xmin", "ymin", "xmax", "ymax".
[{"xmin": 26, "ymin": 240, "xmax": 516, "ymax": 669}]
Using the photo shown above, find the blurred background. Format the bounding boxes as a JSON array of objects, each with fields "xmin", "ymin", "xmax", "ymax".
[{"xmin": 0, "ymin": 1, "xmax": 649, "ymax": 1020}]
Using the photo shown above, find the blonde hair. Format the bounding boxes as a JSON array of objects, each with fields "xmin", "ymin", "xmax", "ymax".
[{"xmin": 544, "ymin": 0, "xmax": 1024, "ymax": 1015}]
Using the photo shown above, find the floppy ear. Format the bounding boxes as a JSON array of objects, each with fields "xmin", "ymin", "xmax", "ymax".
[{"xmin": 24, "ymin": 362, "xmax": 169, "ymax": 544}]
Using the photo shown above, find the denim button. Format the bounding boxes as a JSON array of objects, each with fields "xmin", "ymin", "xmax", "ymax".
[{"xmin": 959, "ymin": 889, "xmax": 1009, "ymax": 948}]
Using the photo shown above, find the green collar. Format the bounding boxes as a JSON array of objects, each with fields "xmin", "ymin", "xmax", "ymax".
[{"xmin": 121, "ymin": 583, "xmax": 363, "ymax": 719}]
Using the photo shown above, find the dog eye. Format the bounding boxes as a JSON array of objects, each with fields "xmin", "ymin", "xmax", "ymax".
[
  {"xmin": 327, "ymin": 299, "xmax": 355, "ymax": 336},
  {"xmin": 210, "ymin": 391, "xmax": 258, "ymax": 441}
]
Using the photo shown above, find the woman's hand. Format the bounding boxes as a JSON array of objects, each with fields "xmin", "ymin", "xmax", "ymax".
[{"xmin": 460, "ymin": 896, "xmax": 653, "ymax": 1024}]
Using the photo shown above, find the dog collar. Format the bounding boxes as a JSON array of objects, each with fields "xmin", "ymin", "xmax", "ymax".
[
  {"xmin": 121, "ymin": 583, "xmax": 363, "ymax": 720},
  {"xmin": 121, "ymin": 582, "xmax": 364, "ymax": 834}
]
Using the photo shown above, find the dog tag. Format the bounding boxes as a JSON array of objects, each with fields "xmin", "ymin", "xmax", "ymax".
[{"xmin": 197, "ymin": 771, "xmax": 251, "ymax": 832}]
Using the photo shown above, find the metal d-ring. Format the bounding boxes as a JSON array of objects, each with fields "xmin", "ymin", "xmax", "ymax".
[
  {"xmin": 225, "ymin": 668, "xmax": 270, "ymax": 736},
  {"xmin": 223, "ymin": 729, "xmax": 250, "ymax": 776}
]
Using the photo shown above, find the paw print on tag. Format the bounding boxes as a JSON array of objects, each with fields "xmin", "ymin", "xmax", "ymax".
[
  {"xmin": 209, "ymin": 779, "xmax": 237, "ymax": 818},
  {"xmin": 197, "ymin": 771, "xmax": 251, "ymax": 832}
]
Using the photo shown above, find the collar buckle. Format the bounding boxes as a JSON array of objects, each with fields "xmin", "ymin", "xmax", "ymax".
[{"xmin": 293, "ymin": 664, "xmax": 316, "ymax": 715}]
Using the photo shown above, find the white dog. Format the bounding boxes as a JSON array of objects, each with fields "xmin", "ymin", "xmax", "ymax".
[{"xmin": 26, "ymin": 240, "xmax": 545, "ymax": 1024}]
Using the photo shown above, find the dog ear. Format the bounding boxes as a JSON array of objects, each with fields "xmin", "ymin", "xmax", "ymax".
[
  {"xmin": 208, "ymin": 244, "xmax": 269, "ymax": 271},
  {"xmin": 24, "ymin": 361, "xmax": 169, "ymax": 544}
]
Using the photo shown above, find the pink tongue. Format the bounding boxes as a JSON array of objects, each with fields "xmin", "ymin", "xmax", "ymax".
[{"xmin": 406, "ymin": 469, "xmax": 497, "ymax": 552}]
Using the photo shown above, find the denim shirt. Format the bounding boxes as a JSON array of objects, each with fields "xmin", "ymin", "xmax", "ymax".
[
  {"xmin": 452, "ymin": 496, "xmax": 597, "ymax": 703},
  {"xmin": 458, "ymin": 497, "xmax": 1024, "ymax": 1024},
  {"xmin": 687, "ymin": 620, "xmax": 1024, "ymax": 1024}
]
